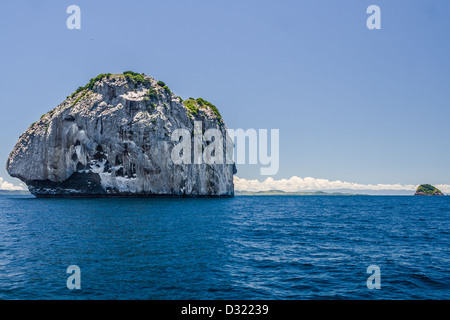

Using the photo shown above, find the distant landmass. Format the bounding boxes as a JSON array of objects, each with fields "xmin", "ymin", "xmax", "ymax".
[
  {"xmin": 414, "ymin": 184, "xmax": 444, "ymax": 196},
  {"xmin": 235, "ymin": 190, "xmax": 366, "ymax": 196}
]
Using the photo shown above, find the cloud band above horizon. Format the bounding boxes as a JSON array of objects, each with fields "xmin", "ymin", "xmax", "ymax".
[
  {"xmin": 234, "ymin": 176, "xmax": 450, "ymax": 194},
  {"xmin": 2, "ymin": 175, "xmax": 449, "ymax": 194},
  {"xmin": 0, "ymin": 177, "xmax": 26, "ymax": 191}
]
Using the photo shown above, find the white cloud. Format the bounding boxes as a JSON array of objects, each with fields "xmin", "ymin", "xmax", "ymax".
[
  {"xmin": 3, "ymin": 175, "xmax": 449, "ymax": 194},
  {"xmin": 0, "ymin": 177, "xmax": 26, "ymax": 191},
  {"xmin": 234, "ymin": 176, "xmax": 450, "ymax": 193},
  {"xmin": 435, "ymin": 184, "xmax": 450, "ymax": 194}
]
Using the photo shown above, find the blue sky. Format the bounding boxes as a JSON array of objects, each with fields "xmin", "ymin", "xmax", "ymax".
[{"xmin": 1, "ymin": 0, "xmax": 450, "ymax": 191}]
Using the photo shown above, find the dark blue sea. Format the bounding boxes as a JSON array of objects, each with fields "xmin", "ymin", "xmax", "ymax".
[{"xmin": 0, "ymin": 195, "xmax": 448, "ymax": 300}]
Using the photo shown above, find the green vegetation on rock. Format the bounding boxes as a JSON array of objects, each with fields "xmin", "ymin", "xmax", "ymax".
[
  {"xmin": 155, "ymin": 80, "xmax": 172, "ymax": 95},
  {"xmin": 86, "ymin": 73, "xmax": 112, "ymax": 90},
  {"xmin": 65, "ymin": 72, "xmax": 223, "ymax": 124},
  {"xmin": 69, "ymin": 72, "xmax": 151, "ymax": 98},
  {"xmin": 68, "ymin": 73, "xmax": 110, "ymax": 97},
  {"xmin": 146, "ymin": 103, "xmax": 157, "ymax": 113},
  {"xmin": 182, "ymin": 97, "xmax": 223, "ymax": 123},
  {"xmin": 196, "ymin": 98, "xmax": 222, "ymax": 122},
  {"xmin": 123, "ymin": 71, "xmax": 150, "ymax": 86},
  {"xmin": 415, "ymin": 184, "xmax": 444, "ymax": 196},
  {"xmin": 145, "ymin": 87, "xmax": 159, "ymax": 100},
  {"xmin": 71, "ymin": 90, "xmax": 88, "ymax": 107},
  {"xmin": 71, "ymin": 86, "xmax": 85, "ymax": 98},
  {"xmin": 183, "ymin": 98, "xmax": 199, "ymax": 116},
  {"xmin": 163, "ymin": 85, "xmax": 172, "ymax": 95}
]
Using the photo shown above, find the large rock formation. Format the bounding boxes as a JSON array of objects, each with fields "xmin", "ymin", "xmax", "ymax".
[
  {"xmin": 6, "ymin": 72, "xmax": 236, "ymax": 197},
  {"xmin": 414, "ymin": 184, "xmax": 444, "ymax": 196}
]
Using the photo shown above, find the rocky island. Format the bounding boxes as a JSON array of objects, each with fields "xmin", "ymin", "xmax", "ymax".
[
  {"xmin": 6, "ymin": 72, "xmax": 235, "ymax": 197},
  {"xmin": 414, "ymin": 184, "xmax": 444, "ymax": 196}
]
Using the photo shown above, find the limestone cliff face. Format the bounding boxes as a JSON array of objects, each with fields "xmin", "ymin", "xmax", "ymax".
[{"xmin": 6, "ymin": 73, "xmax": 235, "ymax": 197}]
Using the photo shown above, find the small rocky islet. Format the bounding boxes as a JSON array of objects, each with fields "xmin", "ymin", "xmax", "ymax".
[
  {"xmin": 6, "ymin": 72, "xmax": 236, "ymax": 197},
  {"xmin": 414, "ymin": 184, "xmax": 444, "ymax": 196}
]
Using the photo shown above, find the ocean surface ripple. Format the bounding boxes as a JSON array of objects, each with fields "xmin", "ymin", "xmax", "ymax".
[{"xmin": 0, "ymin": 195, "xmax": 448, "ymax": 299}]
